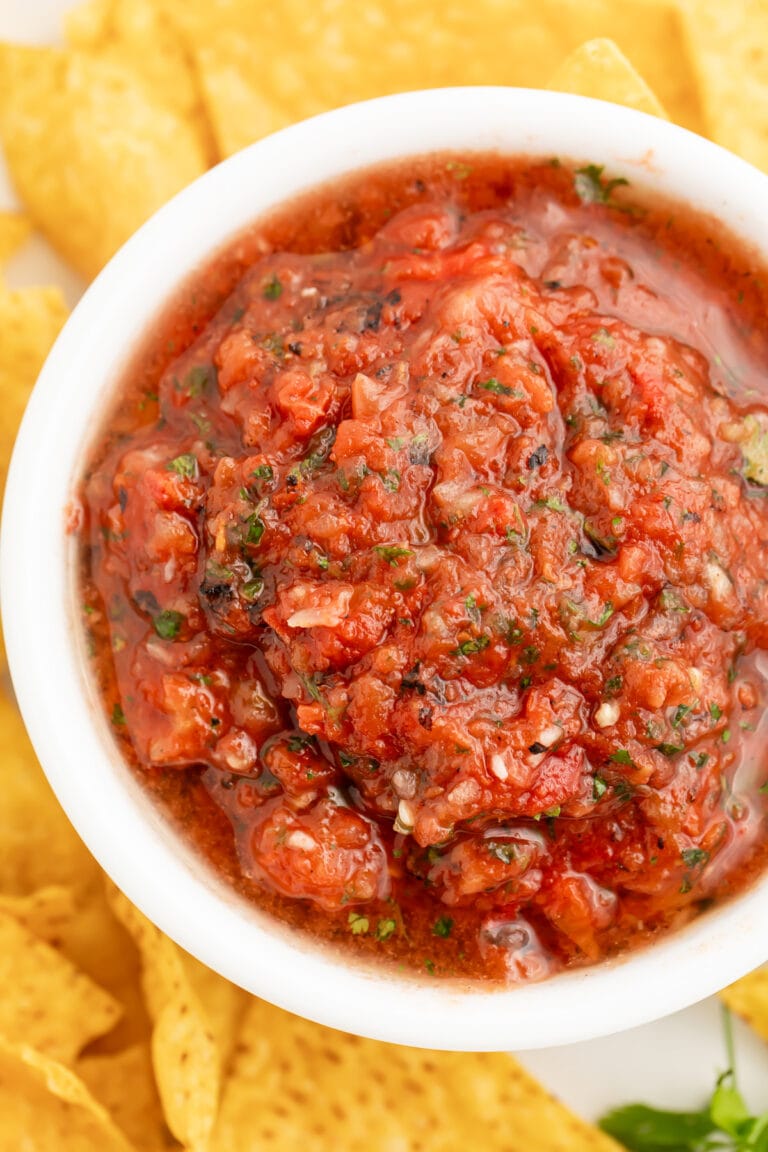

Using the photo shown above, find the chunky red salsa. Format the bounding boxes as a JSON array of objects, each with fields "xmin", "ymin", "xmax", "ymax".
[{"xmin": 80, "ymin": 155, "xmax": 768, "ymax": 982}]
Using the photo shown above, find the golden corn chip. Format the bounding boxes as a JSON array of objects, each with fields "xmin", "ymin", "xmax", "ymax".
[
  {"xmin": 0, "ymin": 211, "xmax": 32, "ymax": 265},
  {"xmin": 0, "ymin": 884, "xmax": 77, "ymax": 938},
  {"xmin": 164, "ymin": 0, "xmax": 702, "ymax": 157},
  {"xmin": 54, "ymin": 882, "xmax": 150, "ymax": 1052},
  {"xmin": 107, "ymin": 884, "xmax": 246, "ymax": 1151},
  {"xmin": 0, "ymin": 906, "xmax": 121, "ymax": 1062},
  {"xmin": 680, "ymin": 0, "xmax": 768, "ymax": 171},
  {"xmin": 0, "ymin": 693, "xmax": 95, "ymax": 894},
  {"xmin": 65, "ymin": 0, "xmax": 216, "ymax": 161},
  {"xmin": 0, "ymin": 1036, "xmax": 136, "ymax": 1152},
  {"xmin": 213, "ymin": 997, "xmax": 622, "ymax": 1152},
  {"xmin": 0, "ymin": 43, "xmax": 208, "ymax": 279},
  {"xmin": 720, "ymin": 967, "xmax": 768, "ymax": 1044},
  {"xmin": 77, "ymin": 1043, "xmax": 176, "ymax": 1151},
  {"xmin": 0, "ymin": 279, "xmax": 67, "ymax": 501},
  {"xmin": 547, "ymin": 38, "xmax": 668, "ymax": 119},
  {"xmin": 0, "ymin": 878, "xmax": 148, "ymax": 1051},
  {"xmin": 0, "ymin": 880, "xmax": 147, "ymax": 1051}
]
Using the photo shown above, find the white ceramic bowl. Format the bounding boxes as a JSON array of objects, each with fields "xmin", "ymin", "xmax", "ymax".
[{"xmin": 4, "ymin": 87, "xmax": 768, "ymax": 1052}]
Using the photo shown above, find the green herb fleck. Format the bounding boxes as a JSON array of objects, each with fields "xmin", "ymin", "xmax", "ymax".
[
  {"xmin": 487, "ymin": 841, "xmax": 517, "ymax": 864},
  {"xmin": 478, "ymin": 377, "xmax": 514, "ymax": 396},
  {"xmin": 609, "ymin": 749, "xmax": 634, "ymax": 766},
  {"xmin": 374, "ymin": 544, "xmax": 413, "ymax": 566},
  {"xmin": 672, "ymin": 705, "xmax": 692, "ymax": 728},
  {"xmin": 167, "ymin": 453, "xmax": 198, "ymax": 479},
  {"xmin": 574, "ymin": 164, "xmax": 630, "ymax": 207},
  {"xmin": 111, "ymin": 702, "xmax": 126, "ymax": 727},
  {"xmin": 682, "ymin": 847, "xmax": 709, "ymax": 869},
  {"xmin": 263, "ymin": 273, "xmax": 283, "ymax": 300},
  {"xmin": 456, "ymin": 635, "xmax": 490, "ymax": 657},
  {"xmin": 432, "ymin": 916, "xmax": 454, "ymax": 938},
  {"xmin": 348, "ymin": 912, "xmax": 369, "ymax": 935},
  {"xmin": 241, "ymin": 578, "xmax": 264, "ymax": 602},
  {"xmin": 245, "ymin": 515, "xmax": 265, "ymax": 546},
  {"xmin": 376, "ymin": 919, "xmax": 397, "ymax": 941},
  {"xmin": 153, "ymin": 610, "xmax": 185, "ymax": 640}
]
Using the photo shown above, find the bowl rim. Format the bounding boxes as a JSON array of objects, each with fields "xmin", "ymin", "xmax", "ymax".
[{"xmin": 4, "ymin": 85, "xmax": 768, "ymax": 1052}]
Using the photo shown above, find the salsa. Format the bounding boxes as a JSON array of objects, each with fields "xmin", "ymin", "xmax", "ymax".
[{"xmin": 79, "ymin": 155, "xmax": 768, "ymax": 982}]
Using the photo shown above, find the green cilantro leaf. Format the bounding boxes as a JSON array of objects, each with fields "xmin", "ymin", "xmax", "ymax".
[
  {"xmin": 263, "ymin": 273, "xmax": 283, "ymax": 300},
  {"xmin": 374, "ymin": 544, "xmax": 413, "ymax": 566},
  {"xmin": 478, "ymin": 377, "xmax": 514, "ymax": 396},
  {"xmin": 153, "ymin": 610, "xmax": 185, "ymax": 640},
  {"xmin": 609, "ymin": 749, "xmax": 634, "ymax": 766},
  {"xmin": 167, "ymin": 453, "xmax": 198, "ymax": 479},
  {"xmin": 574, "ymin": 164, "xmax": 630, "ymax": 206},
  {"xmin": 347, "ymin": 912, "xmax": 369, "ymax": 935},
  {"xmin": 455, "ymin": 634, "xmax": 490, "ymax": 657},
  {"xmin": 656, "ymin": 742, "xmax": 685, "ymax": 758}
]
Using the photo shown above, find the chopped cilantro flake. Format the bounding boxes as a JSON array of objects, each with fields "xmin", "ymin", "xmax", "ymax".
[
  {"xmin": 153, "ymin": 610, "xmax": 185, "ymax": 640},
  {"xmin": 167, "ymin": 453, "xmax": 198, "ymax": 479}
]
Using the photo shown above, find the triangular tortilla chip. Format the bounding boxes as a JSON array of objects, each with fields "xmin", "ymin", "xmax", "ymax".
[
  {"xmin": 77, "ymin": 1044, "xmax": 175, "ymax": 1151},
  {"xmin": 65, "ymin": 0, "xmax": 216, "ymax": 161},
  {"xmin": 548, "ymin": 38, "xmax": 668, "ymax": 119},
  {"xmin": 0, "ymin": 907, "xmax": 121, "ymax": 1063},
  {"xmin": 0, "ymin": 211, "xmax": 32, "ymax": 265},
  {"xmin": 0, "ymin": 692, "xmax": 94, "ymax": 894},
  {"xmin": 0, "ymin": 1036, "xmax": 136, "ymax": 1152},
  {"xmin": 0, "ymin": 43, "xmax": 208, "ymax": 278},
  {"xmin": 720, "ymin": 966, "xmax": 768, "ymax": 1044},
  {"xmin": 161, "ymin": 0, "xmax": 701, "ymax": 156},
  {"xmin": 0, "ymin": 278, "xmax": 67, "ymax": 500},
  {"xmin": 680, "ymin": 0, "xmax": 768, "ymax": 171},
  {"xmin": 107, "ymin": 884, "xmax": 248, "ymax": 1151},
  {"xmin": 213, "ymin": 997, "xmax": 622, "ymax": 1151}
]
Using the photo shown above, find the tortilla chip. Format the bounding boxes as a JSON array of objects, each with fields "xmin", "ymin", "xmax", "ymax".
[
  {"xmin": 719, "ymin": 967, "xmax": 768, "ymax": 1044},
  {"xmin": 107, "ymin": 884, "xmax": 242, "ymax": 1151},
  {"xmin": 0, "ymin": 884, "xmax": 77, "ymax": 939},
  {"xmin": 547, "ymin": 38, "xmax": 668, "ymax": 119},
  {"xmin": 213, "ymin": 997, "xmax": 622, "ymax": 1152},
  {"xmin": 0, "ymin": 906, "xmax": 121, "ymax": 1062},
  {"xmin": 0, "ymin": 1036, "xmax": 136, "ymax": 1152},
  {"xmin": 181, "ymin": 952, "xmax": 246, "ymax": 1075},
  {"xmin": 65, "ymin": 0, "xmax": 216, "ymax": 161},
  {"xmin": 0, "ymin": 44, "xmax": 208, "ymax": 279},
  {"xmin": 0, "ymin": 693, "xmax": 95, "ymax": 894},
  {"xmin": 77, "ymin": 1044, "xmax": 177, "ymax": 1150},
  {"xmin": 680, "ymin": 0, "xmax": 768, "ymax": 171},
  {"xmin": 0, "ymin": 878, "xmax": 148, "ymax": 1052},
  {"xmin": 165, "ymin": 0, "xmax": 701, "ymax": 157},
  {"xmin": 0, "ymin": 279, "xmax": 67, "ymax": 499},
  {"xmin": 0, "ymin": 211, "xmax": 32, "ymax": 265}
]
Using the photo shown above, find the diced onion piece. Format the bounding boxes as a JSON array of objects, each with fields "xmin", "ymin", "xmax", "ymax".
[
  {"xmin": 703, "ymin": 559, "xmax": 732, "ymax": 603},
  {"xmin": 286, "ymin": 830, "xmax": 317, "ymax": 851},
  {"xmin": 594, "ymin": 701, "xmax": 620, "ymax": 728},
  {"xmin": 490, "ymin": 753, "xmax": 509, "ymax": 780},
  {"xmin": 394, "ymin": 799, "xmax": 415, "ymax": 834},
  {"xmin": 537, "ymin": 725, "xmax": 561, "ymax": 748}
]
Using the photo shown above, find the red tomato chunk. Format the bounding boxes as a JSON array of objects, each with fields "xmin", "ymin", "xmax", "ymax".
[{"xmin": 81, "ymin": 157, "xmax": 768, "ymax": 981}]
